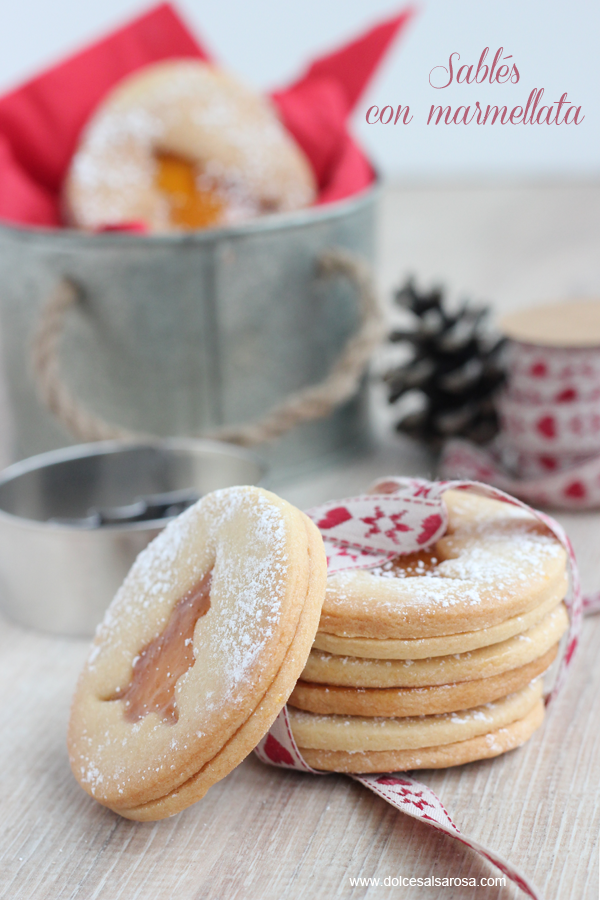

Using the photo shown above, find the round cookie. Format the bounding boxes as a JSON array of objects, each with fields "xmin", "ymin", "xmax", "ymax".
[
  {"xmin": 289, "ymin": 644, "xmax": 557, "ymax": 717},
  {"xmin": 68, "ymin": 486, "xmax": 327, "ymax": 821},
  {"xmin": 302, "ymin": 603, "xmax": 568, "ymax": 688},
  {"xmin": 313, "ymin": 583, "xmax": 564, "ymax": 659},
  {"xmin": 320, "ymin": 490, "xmax": 568, "ymax": 640},
  {"xmin": 299, "ymin": 701, "xmax": 544, "ymax": 773},
  {"xmin": 64, "ymin": 59, "xmax": 316, "ymax": 232},
  {"xmin": 289, "ymin": 680, "xmax": 543, "ymax": 752}
]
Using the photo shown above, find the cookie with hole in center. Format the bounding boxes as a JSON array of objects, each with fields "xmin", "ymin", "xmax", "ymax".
[
  {"xmin": 68, "ymin": 486, "xmax": 327, "ymax": 821},
  {"xmin": 64, "ymin": 59, "xmax": 316, "ymax": 232},
  {"xmin": 319, "ymin": 490, "xmax": 568, "ymax": 641}
]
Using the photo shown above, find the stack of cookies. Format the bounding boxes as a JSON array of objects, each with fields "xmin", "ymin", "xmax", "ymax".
[{"xmin": 288, "ymin": 490, "xmax": 569, "ymax": 772}]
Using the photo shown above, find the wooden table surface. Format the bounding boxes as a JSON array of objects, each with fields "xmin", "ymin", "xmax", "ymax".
[{"xmin": 1, "ymin": 182, "xmax": 599, "ymax": 900}]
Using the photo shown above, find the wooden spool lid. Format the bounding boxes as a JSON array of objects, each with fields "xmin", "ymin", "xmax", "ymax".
[{"xmin": 499, "ymin": 299, "xmax": 600, "ymax": 348}]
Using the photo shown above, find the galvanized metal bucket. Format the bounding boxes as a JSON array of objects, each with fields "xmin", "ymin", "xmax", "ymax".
[{"xmin": 0, "ymin": 184, "xmax": 378, "ymax": 481}]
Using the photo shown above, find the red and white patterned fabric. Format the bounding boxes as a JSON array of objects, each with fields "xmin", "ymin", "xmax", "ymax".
[
  {"xmin": 304, "ymin": 488, "xmax": 448, "ymax": 573},
  {"xmin": 440, "ymin": 438, "xmax": 600, "ymax": 510},
  {"xmin": 498, "ymin": 394, "xmax": 600, "ymax": 456},
  {"xmin": 255, "ymin": 477, "xmax": 597, "ymax": 900},
  {"xmin": 441, "ymin": 339, "xmax": 600, "ymax": 509}
]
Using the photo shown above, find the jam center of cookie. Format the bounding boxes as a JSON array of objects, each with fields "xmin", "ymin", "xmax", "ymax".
[
  {"xmin": 111, "ymin": 570, "xmax": 212, "ymax": 723},
  {"xmin": 374, "ymin": 549, "xmax": 440, "ymax": 577},
  {"xmin": 155, "ymin": 152, "xmax": 224, "ymax": 229}
]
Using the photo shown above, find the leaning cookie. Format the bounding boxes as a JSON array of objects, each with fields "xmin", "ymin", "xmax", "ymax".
[{"xmin": 68, "ymin": 486, "xmax": 327, "ymax": 821}]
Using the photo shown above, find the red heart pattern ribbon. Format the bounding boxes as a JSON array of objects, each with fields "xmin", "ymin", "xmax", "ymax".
[
  {"xmin": 441, "ymin": 339, "xmax": 600, "ymax": 509},
  {"xmin": 255, "ymin": 477, "xmax": 597, "ymax": 900},
  {"xmin": 441, "ymin": 438, "xmax": 600, "ymax": 511}
]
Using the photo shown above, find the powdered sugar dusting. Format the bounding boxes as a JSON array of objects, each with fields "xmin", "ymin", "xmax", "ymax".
[
  {"xmin": 66, "ymin": 60, "xmax": 315, "ymax": 230},
  {"xmin": 200, "ymin": 487, "xmax": 289, "ymax": 693},
  {"xmin": 325, "ymin": 491, "xmax": 566, "ymax": 622},
  {"xmin": 71, "ymin": 486, "xmax": 295, "ymax": 806}
]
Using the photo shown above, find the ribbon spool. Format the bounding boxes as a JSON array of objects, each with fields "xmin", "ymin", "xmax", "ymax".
[{"xmin": 441, "ymin": 299, "xmax": 600, "ymax": 509}]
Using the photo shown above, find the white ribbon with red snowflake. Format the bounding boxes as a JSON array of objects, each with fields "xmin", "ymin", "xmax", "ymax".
[
  {"xmin": 304, "ymin": 488, "xmax": 448, "ymax": 573},
  {"xmin": 255, "ymin": 477, "xmax": 598, "ymax": 900},
  {"xmin": 254, "ymin": 691, "xmax": 541, "ymax": 898}
]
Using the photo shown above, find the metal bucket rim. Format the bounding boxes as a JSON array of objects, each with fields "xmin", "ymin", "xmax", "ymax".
[
  {"xmin": 0, "ymin": 437, "xmax": 267, "ymax": 533},
  {"xmin": 0, "ymin": 178, "xmax": 380, "ymax": 249}
]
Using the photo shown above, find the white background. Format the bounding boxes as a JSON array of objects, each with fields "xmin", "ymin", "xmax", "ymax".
[{"xmin": 0, "ymin": 0, "xmax": 597, "ymax": 181}]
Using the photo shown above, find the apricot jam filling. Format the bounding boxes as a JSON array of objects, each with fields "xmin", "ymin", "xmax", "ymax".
[
  {"xmin": 109, "ymin": 570, "xmax": 212, "ymax": 724},
  {"xmin": 154, "ymin": 152, "xmax": 224, "ymax": 229},
  {"xmin": 371, "ymin": 549, "xmax": 440, "ymax": 577}
]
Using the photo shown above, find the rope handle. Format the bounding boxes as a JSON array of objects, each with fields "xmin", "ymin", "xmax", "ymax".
[{"xmin": 31, "ymin": 248, "xmax": 385, "ymax": 447}]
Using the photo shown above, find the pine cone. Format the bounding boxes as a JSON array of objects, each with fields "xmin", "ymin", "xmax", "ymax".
[{"xmin": 384, "ymin": 280, "xmax": 505, "ymax": 448}]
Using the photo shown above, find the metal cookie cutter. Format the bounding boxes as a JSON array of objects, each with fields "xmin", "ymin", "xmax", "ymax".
[{"xmin": 0, "ymin": 438, "xmax": 265, "ymax": 636}]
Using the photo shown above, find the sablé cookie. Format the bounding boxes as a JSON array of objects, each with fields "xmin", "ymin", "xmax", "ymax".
[
  {"xmin": 318, "ymin": 491, "xmax": 568, "ymax": 640},
  {"xmin": 288, "ymin": 488, "xmax": 569, "ymax": 771},
  {"xmin": 302, "ymin": 603, "xmax": 568, "ymax": 688},
  {"xmin": 312, "ymin": 583, "xmax": 563, "ymax": 658},
  {"xmin": 68, "ymin": 486, "xmax": 327, "ymax": 820},
  {"xmin": 289, "ymin": 646, "xmax": 557, "ymax": 717},
  {"xmin": 64, "ymin": 59, "xmax": 316, "ymax": 232},
  {"xmin": 289, "ymin": 680, "xmax": 543, "ymax": 753},
  {"xmin": 298, "ymin": 703, "xmax": 545, "ymax": 773}
]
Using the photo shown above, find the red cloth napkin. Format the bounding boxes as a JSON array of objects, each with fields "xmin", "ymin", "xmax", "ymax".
[{"xmin": 0, "ymin": 3, "xmax": 413, "ymax": 229}]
